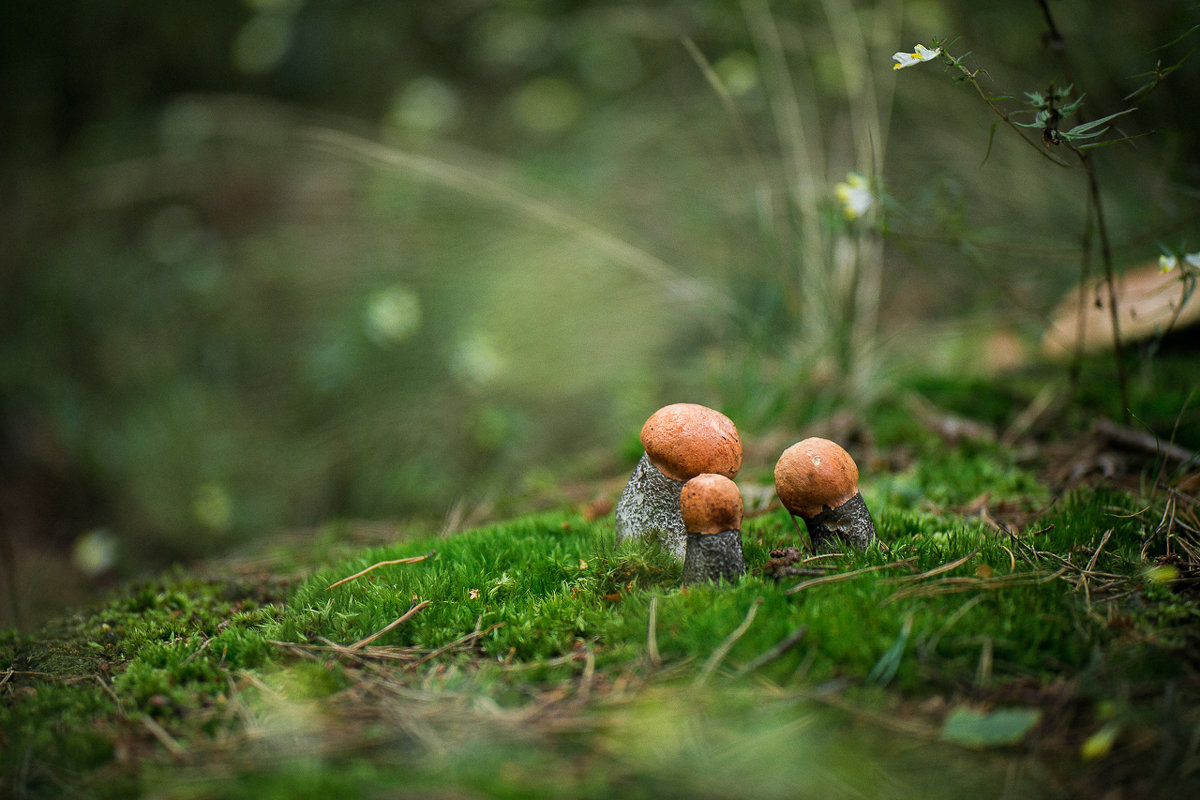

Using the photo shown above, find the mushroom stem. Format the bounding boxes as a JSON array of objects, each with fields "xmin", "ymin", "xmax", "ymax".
[
  {"xmin": 806, "ymin": 492, "xmax": 875, "ymax": 552},
  {"xmin": 615, "ymin": 453, "xmax": 687, "ymax": 559},
  {"xmin": 681, "ymin": 530, "xmax": 746, "ymax": 585}
]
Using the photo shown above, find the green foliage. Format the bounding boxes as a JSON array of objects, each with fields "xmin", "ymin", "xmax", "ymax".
[
  {"xmin": 941, "ymin": 706, "xmax": 1042, "ymax": 747},
  {"xmin": 4, "ymin": 444, "xmax": 1198, "ymax": 797}
]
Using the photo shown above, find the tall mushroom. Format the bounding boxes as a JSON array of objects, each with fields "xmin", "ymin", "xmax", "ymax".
[
  {"xmin": 774, "ymin": 437, "xmax": 876, "ymax": 552},
  {"xmin": 680, "ymin": 473, "xmax": 746, "ymax": 585},
  {"xmin": 615, "ymin": 403, "xmax": 742, "ymax": 560}
]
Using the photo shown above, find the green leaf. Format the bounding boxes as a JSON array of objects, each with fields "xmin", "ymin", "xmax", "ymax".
[
  {"xmin": 1063, "ymin": 107, "xmax": 1137, "ymax": 138},
  {"xmin": 1058, "ymin": 93, "xmax": 1086, "ymax": 118},
  {"xmin": 867, "ymin": 612, "xmax": 913, "ymax": 687},
  {"xmin": 980, "ymin": 120, "xmax": 1002, "ymax": 166},
  {"xmin": 941, "ymin": 706, "xmax": 1042, "ymax": 748},
  {"xmin": 1076, "ymin": 130, "xmax": 1156, "ymax": 151}
]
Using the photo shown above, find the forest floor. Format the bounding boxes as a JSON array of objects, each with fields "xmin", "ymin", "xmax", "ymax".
[{"xmin": 3, "ymin": 354, "xmax": 1199, "ymax": 800}]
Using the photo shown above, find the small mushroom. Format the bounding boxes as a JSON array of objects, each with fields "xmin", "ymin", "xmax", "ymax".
[
  {"xmin": 774, "ymin": 437, "xmax": 876, "ymax": 551},
  {"xmin": 1042, "ymin": 259, "xmax": 1200, "ymax": 358},
  {"xmin": 615, "ymin": 403, "xmax": 742, "ymax": 560},
  {"xmin": 680, "ymin": 473, "xmax": 746, "ymax": 585}
]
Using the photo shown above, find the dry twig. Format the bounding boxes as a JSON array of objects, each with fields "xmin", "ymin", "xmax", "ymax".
[
  {"xmin": 350, "ymin": 600, "xmax": 431, "ymax": 650},
  {"xmin": 731, "ymin": 625, "xmax": 809, "ymax": 680},
  {"xmin": 786, "ymin": 559, "xmax": 917, "ymax": 595},
  {"xmin": 883, "ymin": 568, "xmax": 1068, "ymax": 604},
  {"xmin": 695, "ymin": 597, "xmax": 763, "ymax": 687},
  {"xmin": 646, "ymin": 595, "xmax": 662, "ymax": 668},
  {"xmin": 327, "ymin": 551, "xmax": 436, "ymax": 590},
  {"xmin": 882, "ymin": 549, "xmax": 981, "ymax": 584}
]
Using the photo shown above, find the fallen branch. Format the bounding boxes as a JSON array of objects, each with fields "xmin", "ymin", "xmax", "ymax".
[
  {"xmin": 327, "ymin": 551, "xmax": 437, "ymax": 590},
  {"xmin": 1094, "ymin": 418, "xmax": 1197, "ymax": 465}
]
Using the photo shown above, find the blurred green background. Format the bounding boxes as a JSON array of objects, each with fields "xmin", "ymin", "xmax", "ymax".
[{"xmin": 2, "ymin": 0, "xmax": 1197, "ymax": 624}]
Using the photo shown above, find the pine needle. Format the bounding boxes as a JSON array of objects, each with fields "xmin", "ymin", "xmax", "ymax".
[
  {"xmin": 327, "ymin": 551, "xmax": 436, "ymax": 590},
  {"xmin": 695, "ymin": 597, "xmax": 763, "ymax": 687},
  {"xmin": 786, "ymin": 559, "xmax": 917, "ymax": 595},
  {"xmin": 350, "ymin": 600, "xmax": 431, "ymax": 650}
]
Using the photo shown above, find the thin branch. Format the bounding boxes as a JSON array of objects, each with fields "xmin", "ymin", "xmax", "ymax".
[
  {"xmin": 881, "ymin": 549, "xmax": 981, "ymax": 584},
  {"xmin": 349, "ymin": 600, "xmax": 431, "ymax": 650},
  {"xmin": 730, "ymin": 625, "xmax": 809, "ymax": 679},
  {"xmin": 327, "ymin": 551, "xmax": 436, "ymax": 590},
  {"xmin": 695, "ymin": 597, "xmax": 763, "ymax": 687},
  {"xmin": 141, "ymin": 714, "xmax": 187, "ymax": 761},
  {"xmin": 786, "ymin": 559, "xmax": 917, "ymax": 595},
  {"xmin": 412, "ymin": 622, "xmax": 506, "ymax": 667},
  {"xmin": 647, "ymin": 595, "xmax": 662, "ymax": 668}
]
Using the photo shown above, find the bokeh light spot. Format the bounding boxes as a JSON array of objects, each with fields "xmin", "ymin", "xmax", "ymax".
[
  {"xmin": 577, "ymin": 36, "xmax": 643, "ymax": 93},
  {"xmin": 72, "ymin": 529, "xmax": 119, "ymax": 577},
  {"xmin": 386, "ymin": 76, "xmax": 462, "ymax": 135},
  {"xmin": 193, "ymin": 482, "xmax": 234, "ymax": 531},
  {"xmin": 713, "ymin": 51, "xmax": 760, "ymax": 97},
  {"xmin": 232, "ymin": 13, "xmax": 293, "ymax": 75},
  {"xmin": 510, "ymin": 76, "xmax": 581, "ymax": 135},
  {"xmin": 451, "ymin": 331, "xmax": 505, "ymax": 389},
  {"xmin": 364, "ymin": 284, "xmax": 422, "ymax": 345}
]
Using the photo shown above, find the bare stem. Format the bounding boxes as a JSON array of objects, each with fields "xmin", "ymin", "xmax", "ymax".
[
  {"xmin": 1076, "ymin": 151, "xmax": 1132, "ymax": 419},
  {"xmin": 945, "ymin": 54, "xmax": 1069, "ymax": 167},
  {"xmin": 1034, "ymin": 0, "xmax": 1132, "ymax": 419}
]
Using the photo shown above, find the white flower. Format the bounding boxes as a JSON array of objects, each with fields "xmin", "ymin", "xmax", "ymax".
[
  {"xmin": 1159, "ymin": 252, "xmax": 1200, "ymax": 272},
  {"xmin": 834, "ymin": 172, "xmax": 874, "ymax": 219},
  {"xmin": 892, "ymin": 44, "xmax": 941, "ymax": 70}
]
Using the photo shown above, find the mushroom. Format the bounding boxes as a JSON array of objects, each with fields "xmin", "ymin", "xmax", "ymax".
[
  {"xmin": 615, "ymin": 403, "xmax": 742, "ymax": 560},
  {"xmin": 774, "ymin": 437, "xmax": 876, "ymax": 551},
  {"xmin": 680, "ymin": 473, "xmax": 746, "ymax": 585},
  {"xmin": 1042, "ymin": 259, "xmax": 1200, "ymax": 358}
]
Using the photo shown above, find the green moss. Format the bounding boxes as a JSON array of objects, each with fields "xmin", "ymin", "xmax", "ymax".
[{"xmin": 4, "ymin": 374, "xmax": 1199, "ymax": 797}]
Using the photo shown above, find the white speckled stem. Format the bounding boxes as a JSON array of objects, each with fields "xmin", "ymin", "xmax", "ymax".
[
  {"xmin": 614, "ymin": 453, "xmax": 687, "ymax": 560},
  {"xmin": 681, "ymin": 530, "xmax": 745, "ymax": 585},
  {"xmin": 807, "ymin": 492, "xmax": 876, "ymax": 552}
]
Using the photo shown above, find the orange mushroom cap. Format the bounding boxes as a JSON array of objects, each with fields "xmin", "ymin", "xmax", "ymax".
[
  {"xmin": 680, "ymin": 474, "xmax": 743, "ymax": 534},
  {"xmin": 774, "ymin": 437, "xmax": 860, "ymax": 519},
  {"xmin": 640, "ymin": 403, "xmax": 741, "ymax": 482}
]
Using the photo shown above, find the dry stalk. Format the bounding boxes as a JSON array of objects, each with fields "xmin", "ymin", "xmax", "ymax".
[
  {"xmin": 350, "ymin": 599, "xmax": 431, "ymax": 650},
  {"xmin": 730, "ymin": 625, "xmax": 809, "ymax": 680},
  {"xmin": 881, "ymin": 549, "xmax": 981, "ymax": 585},
  {"xmin": 883, "ymin": 568, "xmax": 1067, "ymax": 604},
  {"xmin": 411, "ymin": 622, "xmax": 505, "ymax": 668},
  {"xmin": 326, "ymin": 551, "xmax": 436, "ymax": 590},
  {"xmin": 786, "ymin": 558, "xmax": 917, "ymax": 595},
  {"xmin": 646, "ymin": 594, "xmax": 662, "ymax": 668},
  {"xmin": 695, "ymin": 597, "xmax": 763, "ymax": 687},
  {"xmin": 141, "ymin": 714, "xmax": 188, "ymax": 761}
]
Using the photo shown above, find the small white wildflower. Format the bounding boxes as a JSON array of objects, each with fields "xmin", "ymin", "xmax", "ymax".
[
  {"xmin": 1159, "ymin": 252, "xmax": 1200, "ymax": 273},
  {"xmin": 892, "ymin": 44, "xmax": 941, "ymax": 70},
  {"xmin": 834, "ymin": 172, "xmax": 874, "ymax": 219}
]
